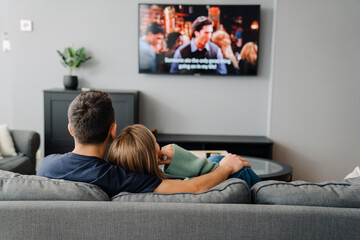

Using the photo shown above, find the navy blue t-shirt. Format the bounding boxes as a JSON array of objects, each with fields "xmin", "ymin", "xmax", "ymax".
[{"xmin": 37, "ymin": 152, "xmax": 162, "ymax": 198}]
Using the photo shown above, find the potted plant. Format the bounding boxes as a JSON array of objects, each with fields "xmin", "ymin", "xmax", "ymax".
[{"xmin": 57, "ymin": 46, "xmax": 92, "ymax": 90}]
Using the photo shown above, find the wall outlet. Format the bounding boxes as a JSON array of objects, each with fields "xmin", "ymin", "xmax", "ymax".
[{"xmin": 20, "ymin": 20, "xmax": 33, "ymax": 32}]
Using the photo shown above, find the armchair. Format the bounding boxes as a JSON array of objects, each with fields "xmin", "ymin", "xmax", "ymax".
[{"xmin": 0, "ymin": 130, "xmax": 40, "ymax": 174}]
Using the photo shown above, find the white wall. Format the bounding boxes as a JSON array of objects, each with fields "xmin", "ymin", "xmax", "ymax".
[{"xmin": 270, "ymin": 0, "xmax": 360, "ymax": 181}]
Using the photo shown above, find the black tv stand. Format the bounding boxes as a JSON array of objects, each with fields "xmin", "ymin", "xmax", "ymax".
[{"xmin": 156, "ymin": 134, "xmax": 273, "ymax": 159}]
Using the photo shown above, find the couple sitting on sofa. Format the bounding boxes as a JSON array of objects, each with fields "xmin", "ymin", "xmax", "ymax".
[{"xmin": 37, "ymin": 90, "xmax": 261, "ymax": 198}]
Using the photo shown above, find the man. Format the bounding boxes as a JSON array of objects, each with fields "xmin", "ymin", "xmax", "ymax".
[
  {"xmin": 139, "ymin": 22, "xmax": 165, "ymax": 73},
  {"xmin": 37, "ymin": 90, "xmax": 249, "ymax": 197},
  {"xmin": 170, "ymin": 16, "xmax": 227, "ymax": 74}
]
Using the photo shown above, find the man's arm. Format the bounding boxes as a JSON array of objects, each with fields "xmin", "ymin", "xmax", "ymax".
[{"xmin": 153, "ymin": 153, "xmax": 250, "ymax": 194}]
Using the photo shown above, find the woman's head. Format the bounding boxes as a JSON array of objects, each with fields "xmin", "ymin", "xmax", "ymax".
[
  {"xmin": 108, "ymin": 124, "xmax": 165, "ymax": 179},
  {"xmin": 212, "ymin": 30, "xmax": 238, "ymax": 69},
  {"xmin": 240, "ymin": 42, "xmax": 258, "ymax": 65},
  {"xmin": 211, "ymin": 30, "xmax": 231, "ymax": 49}
]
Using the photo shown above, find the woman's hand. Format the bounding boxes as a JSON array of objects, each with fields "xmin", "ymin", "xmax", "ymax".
[
  {"xmin": 219, "ymin": 153, "xmax": 251, "ymax": 175},
  {"xmin": 158, "ymin": 144, "xmax": 174, "ymax": 165}
]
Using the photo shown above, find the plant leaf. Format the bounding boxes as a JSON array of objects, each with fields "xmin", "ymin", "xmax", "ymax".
[
  {"xmin": 67, "ymin": 47, "xmax": 75, "ymax": 57},
  {"xmin": 57, "ymin": 46, "xmax": 91, "ymax": 69}
]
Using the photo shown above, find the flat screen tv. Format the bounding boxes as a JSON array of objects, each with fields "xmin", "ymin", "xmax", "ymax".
[{"xmin": 138, "ymin": 4, "xmax": 260, "ymax": 76}]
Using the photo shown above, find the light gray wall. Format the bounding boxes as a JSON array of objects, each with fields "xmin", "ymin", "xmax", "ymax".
[
  {"xmin": 0, "ymin": 0, "xmax": 274, "ymax": 155},
  {"xmin": 270, "ymin": 0, "xmax": 360, "ymax": 181},
  {"xmin": 0, "ymin": 0, "xmax": 13, "ymax": 126}
]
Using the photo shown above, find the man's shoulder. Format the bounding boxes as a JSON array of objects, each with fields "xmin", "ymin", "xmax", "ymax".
[
  {"xmin": 37, "ymin": 153, "xmax": 68, "ymax": 177},
  {"xmin": 37, "ymin": 153, "xmax": 102, "ymax": 176},
  {"xmin": 41, "ymin": 152, "xmax": 70, "ymax": 162},
  {"xmin": 177, "ymin": 42, "xmax": 191, "ymax": 53},
  {"xmin": 139, "ymin": 38, "xmax": 151, "ymax": 50}
]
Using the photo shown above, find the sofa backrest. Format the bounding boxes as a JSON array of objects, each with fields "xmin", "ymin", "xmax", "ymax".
[
  {"xmin": 112, "ymin": 178, "xmax": 250, "ymax": 204},
  {"xmin": 0, "ymin": 169, "xmax": 109, "ymax": 201},
  {"xmin": 251, "ymin": 177, "xmax": 360, "ymax": 208}
]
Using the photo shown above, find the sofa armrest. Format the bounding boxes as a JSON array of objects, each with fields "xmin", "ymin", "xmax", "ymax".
[{"xmin": 10, "ymin": 130, "xmax": 40, "ymax": 161}]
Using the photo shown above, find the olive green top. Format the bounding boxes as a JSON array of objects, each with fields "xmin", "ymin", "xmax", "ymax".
[{"xmin": 164, "ymin": 144, "xmax": 218, "ymax": 178}]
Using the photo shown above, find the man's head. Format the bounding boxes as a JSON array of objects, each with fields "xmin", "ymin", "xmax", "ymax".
[
  {"xmin": 68, "ymin": 90, "xmax": 115, "ymax": 144},
  {"xmin": 146, "ymin": 22, "xmax": 165, "ymax": 51},
  {"xmin": 167, "ymin": 32, "xmax": 182, "ymax": 50},
  {"xmin": 192, "ymin": 16, "xmax": 214, "ymax": 49}
]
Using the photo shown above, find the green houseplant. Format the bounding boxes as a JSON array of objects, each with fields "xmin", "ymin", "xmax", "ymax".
[{"xmin": 57, "ymin": 46, "xmax": 92, "ymax": 90}]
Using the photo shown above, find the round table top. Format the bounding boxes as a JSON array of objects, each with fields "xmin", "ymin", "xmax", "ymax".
[{"xmin": 245, "ymin": 156, "xmax": 293, "ymax": 181}]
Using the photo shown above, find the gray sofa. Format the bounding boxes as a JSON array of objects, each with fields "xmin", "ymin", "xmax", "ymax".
[
  {"xmin": 0, "ymin": 130, "xmax": 40, "ymax": 174},
  {"xmin": 0, "ymin": 169, "xmax": 359, "ymax": 240}
]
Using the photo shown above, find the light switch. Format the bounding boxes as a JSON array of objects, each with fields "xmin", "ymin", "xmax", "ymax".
[
  {"xmin": 20, "ymin": 20, "xmax": 33, "ymax": 32},
  {"xmin": 2, "ymin": 32, "xmax": 11, "ymax": 52}
]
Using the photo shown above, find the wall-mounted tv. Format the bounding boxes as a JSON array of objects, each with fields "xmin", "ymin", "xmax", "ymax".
[{"xmin": 138, "ymin": 4, "xmax": 260, "ymax": 76}]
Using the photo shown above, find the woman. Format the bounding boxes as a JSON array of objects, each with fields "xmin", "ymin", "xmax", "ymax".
[
  {"xmin": 239, "ymin": 42, "xmax": 258, "ymax": 75},
  {"xmin": 108, "ymin": 124, "xmax": 261, "ymax": 187},
  {"xmin": 211, "ymin": 30, "xmax": 240, "ymax": 74}
]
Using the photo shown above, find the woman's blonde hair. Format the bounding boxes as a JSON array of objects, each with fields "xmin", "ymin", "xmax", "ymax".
[
  {"xmin": 108, "ymin": 124, "xmax": 165, "ymax": 179},
  {"xmin": 240, "ymin": 42, "xmax": 258, "ymax": 65},
  {"xmin": 211, "ymin": 30, "xmax": 239, "ymax": 70}
]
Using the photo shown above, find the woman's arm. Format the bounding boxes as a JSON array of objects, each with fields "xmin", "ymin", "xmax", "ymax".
[
  {"xmin": 163, "ymin": 144, "xmax": 217, "ymax": 178},
  {"xmin": 153, "ymin": 153, "xmax": 250, "ymax": 194}
]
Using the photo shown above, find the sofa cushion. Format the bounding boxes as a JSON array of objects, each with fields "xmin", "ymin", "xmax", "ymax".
[
  {"xmin": 251, "ymin": 177, "xmax": 360, "ymax": 208},
  {"xmin": 111, "ymin": 178, "xmax": 250, "ymax": 203},
  {"xmin": 0, "ymin": 169, "xmax": 109, "ymax": 201}
]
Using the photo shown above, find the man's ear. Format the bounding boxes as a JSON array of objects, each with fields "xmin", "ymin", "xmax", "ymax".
[
  {"xmin": 194, "ymin": 31, "xmax": 199, "ymax": 38},
  {"xmin": 109, "ymin": 123, "xmax": 117, "ymax": 139},
  {"xmin": 68, "ymin": 123, "xmax": 74, "ymax": 136}
]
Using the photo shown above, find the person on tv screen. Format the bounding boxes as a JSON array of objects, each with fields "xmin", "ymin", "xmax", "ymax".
[
  {"xmin": 139, "ymin": 22, "xmax": 165, "ymax": 73},
  {"xmin": 212, "ymin": 30, "xmax": 240, "ymax": 75},
  {"xmin": 169, "ymin": 16, "xmax": 227, "ymax": 75},
  {"xmin": 158, "ymin": 32, "xmax": 184, "ymax": 73},
  {"xmin": 238, "ymin": 42, "xmax": 258, "ymax": 75},
  {"xmin": 166, "ymin": 32, "xmax": 183, "ymax": 58}
]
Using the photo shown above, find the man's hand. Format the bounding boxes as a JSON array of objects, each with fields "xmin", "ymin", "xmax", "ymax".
[
  {"xmin": 219, "ymin": 154, "xmax": 251, "ymax": 175},
  {"xmin": 158, "ymin": 144, "xmax": 174, "ymax": 165}
]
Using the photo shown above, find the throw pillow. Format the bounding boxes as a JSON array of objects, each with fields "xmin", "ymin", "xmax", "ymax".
[
  {"xmin": 251, "ymin": 177, "xmax": 360, "ymax": 208},
  {"xmin": 0, "ymin": 124, "xmax": 17, "ymax": 157},
  {"xmin": 0, "ymin": 169, "xmax": 109, "ymax": 201},
  {"xmin": 111, "ymin": 178, "xmax": 250, "ymax": 203},
  {"xmin": 345, "ymin": 166, "xmax": 360, "ymax": 179}
]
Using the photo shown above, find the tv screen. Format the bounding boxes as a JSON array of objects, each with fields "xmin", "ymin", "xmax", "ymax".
[{"xmin": 138, "ymin": 4, "xmax": 260, "ymax": 76}]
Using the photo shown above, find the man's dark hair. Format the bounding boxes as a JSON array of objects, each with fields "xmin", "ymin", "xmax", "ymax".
[
  {"xmin": 167, "ymin": 32, "xmax": 181, "ymax": 50},
  {"xmin": 146, "ymin": 22, "xmax": 165, "ymax": 35},
  {"xmin": 192, "ymin": 16, "xmax": 213, "ymax": 38},
  {"xmin": 68, "ymin": 90, "xmax": 115, "ymax": 144}
]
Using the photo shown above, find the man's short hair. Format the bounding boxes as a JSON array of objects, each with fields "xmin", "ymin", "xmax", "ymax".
[
  {"xmin": 192, "ymin": 16, "xmax": 213, "ymax": 38},
  {"xmin": 167, "ymin": 32, "xmax": 181, "ymax": 49},
  {"xmin": 146, "ymin": 22, "xmax": 165, "ymax": 35},
  {"xmin": 68, "ymin": 90, "xmax": 115, "ymax": 144}
]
